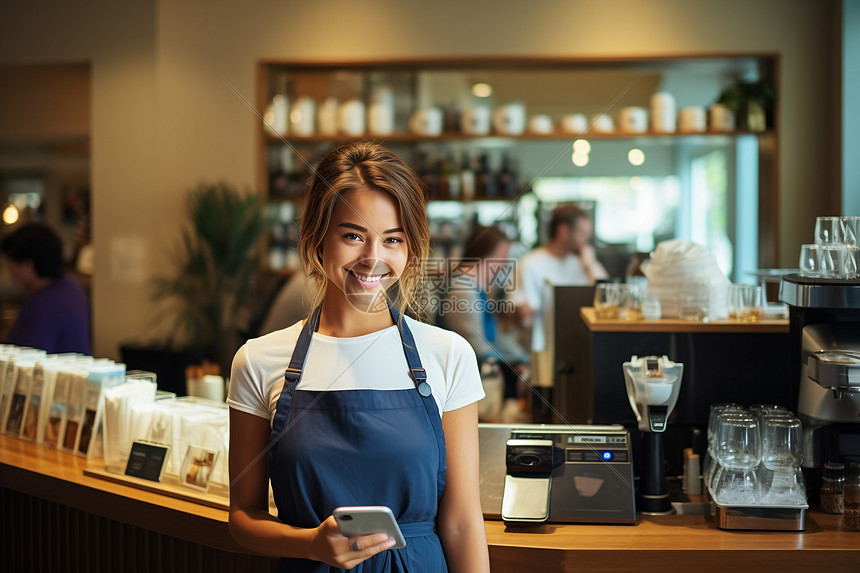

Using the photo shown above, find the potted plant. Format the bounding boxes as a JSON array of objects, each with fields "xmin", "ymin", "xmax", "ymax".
[
  {"xmin": 152, "ymin": 182, "xmax": 270, "ymax": 377},
  {"xmin": 716, "ymin": 78, "xmax": 776, "ymax": 132}
]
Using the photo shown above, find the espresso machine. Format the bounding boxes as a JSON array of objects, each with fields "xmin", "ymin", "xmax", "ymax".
[
  {"xmin": 780, "ymin": 274, "xmax": 860, "ymax": 467},
  {"xmin": 623, "ymin": 355, "xmax": 683, "ymax": 514}
]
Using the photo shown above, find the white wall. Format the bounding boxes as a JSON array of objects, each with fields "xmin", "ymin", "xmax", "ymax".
[{"xmin": 0, "ymin": 0, "xmax": 841, "ymax": 360}]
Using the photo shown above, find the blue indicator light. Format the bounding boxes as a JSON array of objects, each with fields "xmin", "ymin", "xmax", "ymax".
[{"xmin": 602, "ymin": 451, "xmax": 613, "ymax": 461}]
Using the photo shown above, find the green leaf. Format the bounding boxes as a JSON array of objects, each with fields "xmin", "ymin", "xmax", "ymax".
[{"xmin": 150, "ymin": 181, "xmax": 272, "ymax": 374}]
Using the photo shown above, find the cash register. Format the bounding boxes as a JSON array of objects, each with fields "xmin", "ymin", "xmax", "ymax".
[{"xmin": 479, "ymin": 423, "xmax": 636, "ymax": 524}]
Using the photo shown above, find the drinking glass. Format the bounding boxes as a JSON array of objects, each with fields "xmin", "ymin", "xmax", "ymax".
[
  {"xmin": 759, "ymin": 467, "xmax": 806, "ymax": 505},
  {"xmin": 736, "ymin": 284, "xmax": 762, "ymax": 322},
  {"xmin": 842, "ymin": 216, "xmax": 860, "ymax": 246},
  {"xmin": 820, "ymin": 244, "xmax": 854, "ymax": 278},
  {"xmin": 618, "ymin": 284, "xmax": 643, "ymax": 321},
  {"xmin": 705, "ymin": 404, "xmax": 745, "ymax": 491},
  {"xmin": 761, "ymin": 416, "xmax": 803, "ymax": 469},
  {"xmin": 837, "ymin": 245, "xmax": 857, "ymax": 278},
  {"xmin": 708, "ymin": 403, "xmax": 746, "ymax": 446},
  {"xmin": 713, "ymin": 414, "xmax": 761, "ymax": 505},
  {"xmin": 593, "ymin": 283, "xmax": 621, "ymax": 319},
  {"xmin": 760, "ymin": 417, "xmax": 806, "ymax": 505},
  {"xmin": 815, "ymin": 216, "xmax": 845, "ymax": 245},
  {"xmin": 798, "ymin": 244, "xmax": 823, "ymax": 277},
  {"xmin": 848, "ymin": 246, "xmax": 860, "ymax": 279},
  {"xmin": 820, "ymin": 245, "xmax": 839, "ymax": 277},
  {"xmin": 749, "ymin": 403, "xmax": 789, "ymax": 422},
  {"xmin": 727, "ymin": 284, "xmax": 742, "ymax": 321}
]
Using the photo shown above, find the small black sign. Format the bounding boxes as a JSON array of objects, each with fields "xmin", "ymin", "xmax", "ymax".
[{"xmin": 125, "ymin": 441, "xmax": 169, "ymax": 482}]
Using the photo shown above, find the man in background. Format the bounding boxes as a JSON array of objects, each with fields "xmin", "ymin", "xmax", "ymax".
[
  {"xmin": 512, "ymin": 205, "xmax": 608, "ymax": 390},
  {"xmin": 1, "ymin": 222, "xmax": 91, "ymax": 355}
]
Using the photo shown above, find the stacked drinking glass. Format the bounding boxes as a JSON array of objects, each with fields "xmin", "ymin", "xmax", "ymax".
[
  {"xmin": 798, "ymin": 216, "xmax": 860, "ymax": 278},
  {"xmin": 705, "ymin": 403, "xmax": 807, "ymax": 506}
]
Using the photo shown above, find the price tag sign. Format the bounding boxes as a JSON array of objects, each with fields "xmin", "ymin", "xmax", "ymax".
[{"xmin": 125, "ymin": 441, "xmax": 170, "ymax": 482}]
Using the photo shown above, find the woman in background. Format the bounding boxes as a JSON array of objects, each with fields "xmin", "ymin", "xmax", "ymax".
[{"xmin": 442, "ymin": 226, "xmax": 530, "ymax": 422}]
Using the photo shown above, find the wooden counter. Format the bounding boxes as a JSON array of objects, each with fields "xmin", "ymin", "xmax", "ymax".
[
  {"xmin": 486, "ymin": 512, "xmax": 859, "ymax": 572},
  {"xmin": 581, "ymin": 306, "xmax": 790, "ymax": 333},
  {"xmin": 2, "ymin": 436, "xmax": 858, "ymax": 572},
  {"xmin": 0, "ymin": 435, "xmax": 276, "ymax": 572}
]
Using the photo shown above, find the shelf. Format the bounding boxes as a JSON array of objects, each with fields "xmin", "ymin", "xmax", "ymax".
[
  {"xmin": 257, "ymin": 54, "xmax": 781, "ymax": 269},
  {"xmin": 265, "ymin": 130, "xmax": 773, "ymax": 145}
]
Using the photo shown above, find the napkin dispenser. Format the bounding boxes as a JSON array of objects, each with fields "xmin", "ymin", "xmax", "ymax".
[{"xmin": 483, "ymin": 424, "xmax": 636, "ymax": 525}]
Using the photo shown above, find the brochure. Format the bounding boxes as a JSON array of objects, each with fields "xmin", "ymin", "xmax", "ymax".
[
  {"xmin": 60, "ymin": 369, "xmax": 90, "ymax": 452},
  {"xmin": 180, "ymin": 445, "xmax": 219, "ymax": 492},
  {"xmin": 78, "ymin": 363, "xmax": 127, "ymax": 457},
  {"xmin": 45, "ymin": 366, "xmax": 74, "ymax": 449},
  {"xmin": 19, "ymin": 360, "xmax": 46, "ymax": 441},
  {"xmin": 0, "ymin": 349, "xmax": 45, "ymax": 433},
  {"xmin": 102, "ymin": 378, "xmax": 158, "ymax": 471},
  {"xmin": 5, "ymin": 358, "xmax": 36, "ymax": 436}
]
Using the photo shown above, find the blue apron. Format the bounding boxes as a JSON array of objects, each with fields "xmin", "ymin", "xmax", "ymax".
[{"xmin": 268, "ymin": 305, "xmax": 448, "ymax": 572}]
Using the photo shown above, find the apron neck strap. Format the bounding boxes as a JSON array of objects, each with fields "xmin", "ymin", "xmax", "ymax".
[
  {"xmin": 389, "ymin": 305, "xmax": 432, "ymax": 398},
  {"xmin": 284, "ymin": 302, "xmax": 432, "ymax": 398}
]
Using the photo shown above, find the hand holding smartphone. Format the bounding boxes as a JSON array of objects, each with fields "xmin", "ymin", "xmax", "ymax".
[{"xmin": 333, "ymin": 506, "xmax": 406, "ymax": 549}]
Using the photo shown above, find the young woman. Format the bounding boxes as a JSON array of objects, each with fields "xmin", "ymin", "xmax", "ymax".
[
  {"xmin": 442, "ymin": 226, "xmax": 530, "ymax": 422},
  {"xmin": 227, "ymin": 141, "xmax": 490, "ymax": 572}
]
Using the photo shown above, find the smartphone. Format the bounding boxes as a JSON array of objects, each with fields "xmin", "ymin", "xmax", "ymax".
[{"xmin": 332, "ymin": 505, "xmax": 406, "ymax": 549}]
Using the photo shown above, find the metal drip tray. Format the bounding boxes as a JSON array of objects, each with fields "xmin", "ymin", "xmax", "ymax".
[
  {"xmin": 713, "ymin": 502, "xmax": 807, "ymax": 531},
  {"xmin": 706, "ymin": 484, "xmax": 808, "ymax": 530}
]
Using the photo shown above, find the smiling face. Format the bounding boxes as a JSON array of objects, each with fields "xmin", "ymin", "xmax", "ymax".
[
  {"xmin": 299, "ymin": 142, "xmax": 430, "ymax": 321},
  {"xmin": 321, "ymin": 187, "xmax": 408, "ymax": 313}
]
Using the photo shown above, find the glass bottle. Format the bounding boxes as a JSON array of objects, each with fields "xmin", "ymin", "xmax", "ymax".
[
  {"xmin": 844, "ymin": 463, "xmax": 860, "ymax": 530},
  {"xmin": 496, "ymin": 153, "xmax": 518, "ymax": 197},
  {"xmin": 443, "ymin": 153, "xmax": 461, "ymax": 200},
  {"xmin": 819, "ymin": 462, "xmax": 844, "ymax": 514},
  {"xmin": 476, "ymin": 153, "xmax": 497, "ymax": 197},
  {"xmin": 460, "ymin": 152, "xmax": 475, "ymax": 201}
]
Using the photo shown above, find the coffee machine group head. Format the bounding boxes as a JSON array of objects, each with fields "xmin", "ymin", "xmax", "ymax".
[
  {"xmin": 623, "ymin": 355, "xmax": 683, "ymax": 433},
  {"xmin": 780, "ymin": 274, "xmax": 860, "ymax": 467}
]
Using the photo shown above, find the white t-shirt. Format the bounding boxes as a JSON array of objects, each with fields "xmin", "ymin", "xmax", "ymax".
[
  {"xmin": 512, "ymin": 246, "xmax": 592, "ymax": 352},
  {"xmin": 227, "ymin": 315, "xmax": 484, "ymax": 424}
]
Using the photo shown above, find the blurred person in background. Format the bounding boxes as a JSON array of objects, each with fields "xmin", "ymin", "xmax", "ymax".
[
  {"xmin": 1, "ymin": 222, "xmax": 91, "ymax": 354},
  {"xmin": 442, "ymin": 226, "xmax": 530, "ymax": 422},
  {"xmin": 512, "ymin": 205, "xmax": 607, "ymax": 389}
]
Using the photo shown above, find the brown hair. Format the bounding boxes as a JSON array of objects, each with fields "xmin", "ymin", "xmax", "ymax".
[
  {"xmin": 0, "ymin": 222, "xmax": 64, "ymax": 279},
  {"xmin": 298, "ymin": 141, "xmax": 430, "ymax": 319},
  {"xmin": 549, "ymin": 205, "xmax": 587, "ymax": 239},
  {"xmin": 462, "ymin": 226, "xmax": 510, "ymax": 261}
]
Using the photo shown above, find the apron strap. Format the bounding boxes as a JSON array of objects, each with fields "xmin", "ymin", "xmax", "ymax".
[
  {"xmin": 398, "ymin": 520, "xmax": 437, "ymax": 537},
  {"xmin": 390, "ymin": 305, "xmax": 448, "ymax": 502},
  {"xmin": 389, "ymin": 305, "xmax": 433, "ymax": 398},
  {"xmin": 271, "ymin": 305, "xmax": 321, "ymax": 436}
]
